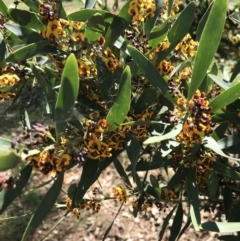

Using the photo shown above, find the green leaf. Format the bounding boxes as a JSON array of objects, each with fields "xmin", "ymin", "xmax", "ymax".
[
  {"xmin": 218, "ymin": 235, "xmax": 239, "ymax": 241},
  {"xmin": 228, "ymin": 202, "xmax": 240, "ymax": 222},
  {"xmin": 196, "ymin": 2, "xmax": 213, "ymax": 41},
  {"xmin": 148, "ymin": 21, "xmax": 170, "ymax": 50},
  {"xmin": 57, "ymin": 0, "xmax": 67, "ymax": 20},
  {"xmin": 207, "ymin": 170, "xmax": 219, "ymax": 199},
  {"xmin": 211, "ymin": 121, "xmax": 228, "ymax": 141},
  {"xmin": 0, "ymin": 32, "xmax": 7, "ymax": 61},
  {"xmin": 85, "ymin": 14, "xmax": 105, "ymax": 44},
  {"xmin": 104, "ymin": 16, "xmax": 129, "ymax": 49},
  {"xmin": 213, "ymin": 161, "xmax": 240, "ymax": 181},
  {"xmin": 21, "ymin": 172, "xmax": 64, "ymax": 241},
  {"xmin": 200, "ymin": 221, "xmax": 240, "ymax": 233},
  {"xmin": 113, "ymin": 158, "xmax": 132, "ymax": 187},
  {"xmin": 95, "ymin": 55, "xmax": 116, "ymax": 107},
  {"xmin": 68, "ymin": 9, "xmax": 111, "ymax": 21},
  {"xmin": 23, "ymin": 0, "xmax": 39, "ymax": 13},
  {"xmin": 188, "ymin": 0, "xmax": 227, "ymax": 99},
  {"xmin": 102, "ymin": 203, "xmax": 123, "ymax": 241},
  {"xmin": 223, "ymin": 186, "xmax": 232, "ymax": 220},
  {"xmin": 203, "ymin": 136, "xmax": 240, "ymax": 162},
  {"xmin": 125, "ymin": 133, "xmax": 141, "ymax": 184},
  {"xmin": 158, "ymin": 205, "xmax": 177, "ymax": 241},
  {"xmin": 186, "ymin": 168, "xmax": 200, "ymax": 231},
  {"xmin": 150, "ymin": 174, "xmax": 161, "ymax": 198},
  {"xmin": 0, "ymin": 165, "xmax": 32, "ymax": 214},
  {"xmin": 167, "ymin": 0, "xmax": 174, "ymax": 16},
  {"xmin": 143, "ymin": 121, "xmax": 183, "ymax": 145},
  {"xmin": 106, "ymin": 65, "xmax": 131, "ymax": 131},
  {"xmin": 177, "ymin": 215, "xmax": 192, "ymax": 240},
  {"xmin": 4, "ymin": 40, "xmax": 49, "ymax": 63},
  {"xmin": 217, "ymin": 133, "xmax": 240, "ymax": 154},
  {"xmin": 208, "ymin": 74, "xmax": 232, "ymax": 90},
  {"xmin": 0, "ymin": 0, "xmax": 8, "ymax": 16},
  {"xmin": 144, "ymin": 0, "xmax": 164, "ymax": 36},
  {"xmin": 128, "ymin": 46, "xmax": 168, "ymax": 95},
  {"xmin": 0, "ymin": 150, "xmax": 21, "ymax": 171},
  {"xmin": 169, "ymin": 202, "xmax": 183, "ymax": 241},
  {"xmin": 212, "ymin": 112, "xmax": 240, "ymax": 124},
  {"xmin": 8, "ymin": 8, "xmax": 44, "ymax": 30},
  {"xmin": 230, "ymin": 59, "xmax": 240, "ymax": 82},
  {"xmin": 55, "ymin": 53, "xmax": 79, "ymax": 140},
  {"xmin": 134, "ymin": 87, "xmax": 159, "ymax": 115},
  {"xmin": 210, "ymin": 81, "xmax": 240, "ymax": 112},
  {"xmin": 167, "ymin": 170, "xmax": 187, "ymax": 189},
  {"xmin": 4, "ymin": 23, "xmax": 43, "ymax": 44},
  {"xmin": 157, "ymin": 2, "xmax": 195, "ymax": 62},
  {"xmin": 0, "ymin": 137, "xmax": 12, "ymax": 152},
  {"xmin": 85, "ymin": 0, "xmax": 96, "ymax": 8},
  {"xmin": 74, "ymin": 158, "xmax": 99, "ymax": 205}
]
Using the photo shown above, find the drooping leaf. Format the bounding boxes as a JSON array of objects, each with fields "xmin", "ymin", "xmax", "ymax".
[
  {"xmin": 213, "ymin": 161, "xmax": 240, "ymax": 181},
  {"xmin": 208, "ymin": 74, "xmax": 232, "ymax": 90},
  {"xmin": 21, "ymin": 172, "xmax": 64, "ymax": 241},
  {"xmin": 150, "ymin": 174, "xmax": 161, "ymax": 198},
  {"xmin": 106, "ymin": 65, "xmax": 131, "ymax": 131},
  {"xmin": 134, "ymin": 87, "xmax": 159, "ymax": 115},
  {"xmin": 126, "ymin": 133, "xmax": 141, "ymax": 184},
  {"xmin": 230, "ymin": 59, "xmax": 240, "ymax": 82},
  {"xmin": 4, "ymin": 40, "xmax": 49, "ymax": 63},
  {"xmin": 102, "ymin": 203, "xmax": 123, "ymax": 241},
  {"xmin": 169, "ymin": 202, "xmax": 183, "ymax": 241},
  {"xmin": 143, "ymin": 121, "xmax": 183, "ymax": 145},
  {"xmin": 8, "ymin": 8, "xmax": 44, "ymax": 30},
  {"xmin": 74, "ymin": 158, "xmax": 99, "ymax": 205},
  {"xmin": 158, "ymin": 205, "xmax": 177, "ymax": 240},
  {"xmin": 0, "ymin": 165, "xmax": 32, "ymax": 214},
  {"xmin": 203, "ymin": 136, "xmax": 240, "ymax": 162},
  {"xmin": 0, "ymin": 150, "xmax": 21, "ymax": 171},
  {"xmin": 210, "ymin": 81, "xmax": 240, "ymax": 112},
  {"xmin": 200, "ymin": 221, "xmax": 240, "ymax": 233},
  {"xmin": 55, "ymin": 53, "xmax": 79, "ymax": 140},
  {"xmin": 186, "ymin": 168, "xmax": 200, "ymax": 231},
  {"xmin": 85, "ymin": 14, "xmax": 105, "ymax": 44},
  {"xmin": 188, "ymin": 0, "xmax": 227, "ymax": 99},
  {"xmin": 113, "ymin": 158, "xmax": 132, "ymax": 187}
]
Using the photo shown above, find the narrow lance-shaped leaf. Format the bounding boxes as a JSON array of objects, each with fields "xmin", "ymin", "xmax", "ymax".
[
  {"xmin": 106, "ymin": 65, "xmax": 131, "ymax": 131},
  {"xmin": 21, "ymin": 172, "xmax": 64, "ymax": 241},
  {"xmin": 55, "ymin": 53, "xmax": 79, "ymax": 141},
  {"xmin": 186, "ymin": 168, "xmax": 201, "ymax": 231},
  {"xmin": 230, "ymin": 59, "xmax": 240, "ymax": 82},
  {"xmin": 210, "ymin": 81, "xmax": 240, "ymax": 112},
  {"xmin": 188, "ymin": 0, "xmax": 227, "ymax": 99},
  {"xmin": 0, "ymin": 0, "xmax": 8, "ymax": 16},
  {"xmin": 169, "ymin": 202, "xmax": 183, "ymax": 241},
  {"xmin": 201, "ymin": 222, "xmax": 240, "ymax": 233},
  {"xmin": 85, "ymin": 0, "xmax": 97, "ymax": 9},
  {"xmin": 126, "ymin": 133, "xmax": 141, "ymax": 184},
  {"xmin": 0, "ymin": 165, "xmax": 32, "ymax": 214}
]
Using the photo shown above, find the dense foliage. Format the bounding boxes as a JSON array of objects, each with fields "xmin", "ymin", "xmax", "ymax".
[{"xmin": 0, "ymin": 0, "xmax": 240, "ymax": 240}]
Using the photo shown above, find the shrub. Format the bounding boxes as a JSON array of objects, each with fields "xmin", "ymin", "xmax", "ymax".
[{"xmin": 0, "ymin": 0, "xmax": 240, "ymax": 240}]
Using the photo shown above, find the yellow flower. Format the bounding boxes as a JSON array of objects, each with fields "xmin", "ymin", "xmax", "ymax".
[{"xmin": 114, "ymin": 186, "xmax": 128, "ymax": 203}]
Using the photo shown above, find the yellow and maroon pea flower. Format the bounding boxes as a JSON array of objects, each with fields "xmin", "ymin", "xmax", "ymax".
[
  {"xmin": 161, "ymin": 187, "xmax": 177, "ymax": 200},
  {"xmin": 0, "ymin": 73, "xmax": 20, "ymax": 88},
  {"xmin": 114, "ymin": 186, "xmax": 128, "ymax": 203},
  {"xmin": 0, "ymin": 91, "xmax": 16, "ymax": 101}
]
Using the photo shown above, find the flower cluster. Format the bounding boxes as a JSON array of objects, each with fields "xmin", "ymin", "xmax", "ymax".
[
  {"xmin": 114, "ymin": 186, "xmax": 128, "ymax": 203},
  {"xmin": 66, "ymin": 197, "xmax": 101, "ymax": 219},
  {"xmin": 128, "ymin": 0, "xmax": 156, "ymax": 25},
  {"xmin": 0, "ymin": 73, "xmax": 20, "ymax": 88}
]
